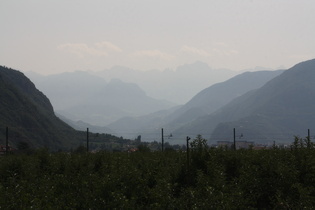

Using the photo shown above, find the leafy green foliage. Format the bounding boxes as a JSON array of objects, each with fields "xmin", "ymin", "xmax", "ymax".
[
  {"xmin": 137, "ymin": 144, "xmax": 151, "ymax": 152},
  {"xmin": 1, "ymin": 136, "xmax": 315, "ymax": 209},
  {"xmin": 292, "ymin": 136, "xmax": 314, "ymax": 149}
]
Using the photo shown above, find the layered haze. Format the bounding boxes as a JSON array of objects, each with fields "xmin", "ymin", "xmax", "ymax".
[
  {"xmin": 1, "ymin": 1, "xmax": 315, "ymax": 147},
  {"xmin": 26, "ymin": 71, "xmax": 176, "ymax": 126}
]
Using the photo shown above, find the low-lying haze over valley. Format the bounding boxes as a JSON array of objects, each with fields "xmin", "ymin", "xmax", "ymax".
[{"xmin": 23, "ymin": 58, "xmax": 315, "ymax": 146}]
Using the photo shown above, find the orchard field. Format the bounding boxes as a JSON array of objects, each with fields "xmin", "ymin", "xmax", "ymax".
[{"xmin": 1, "ymin": 136, "xmax": 315, "ymax": 209}]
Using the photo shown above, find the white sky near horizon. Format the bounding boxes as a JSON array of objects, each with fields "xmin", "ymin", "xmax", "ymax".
[{"xmin": 1, "ymin": 0, "xmax": 315, "ymax": 75}]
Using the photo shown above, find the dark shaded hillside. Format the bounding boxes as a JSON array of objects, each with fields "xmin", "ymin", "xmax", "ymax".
[
  {"xmin": 175, "ymin": 59, "xmax": 315, "ymax": 144},
  {"xmin": 0, "ymin": 66, "xmax": 81, "ymax": 150},
  {"xmin": 163, "ymin": 70, "xmax": 283, "ymax": 129}
]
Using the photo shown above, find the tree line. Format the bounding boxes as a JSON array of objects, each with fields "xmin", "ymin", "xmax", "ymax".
[{"xmin": 0, "ymin": 135, "xmax": 315, "ymax": 209}]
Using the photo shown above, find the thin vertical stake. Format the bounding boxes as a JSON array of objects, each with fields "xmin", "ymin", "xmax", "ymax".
[
  {"xmin": 233, "ymin": 128, "xmax": 236, "ymax": 150},
  {"xmin": 87, "ymin": 128, "xmax": 89, "ymax": 152},
  {"xmin": 186, "ymin": 136, "xmax": 191, "ymax": 167},
  {"xmin": 161, "ymin": 128, "xmax": 164, "ymax": 152},
  {"xmin": 6, "ymin": 127, "xmax": 8, "ymax": 155},
  {"xmin": 307, "ymin": 129, "xmax": 311, "ymax": 148},
  {"xmin": 308, "ymin": 129, "xmax": 310, "ymax": 140}
]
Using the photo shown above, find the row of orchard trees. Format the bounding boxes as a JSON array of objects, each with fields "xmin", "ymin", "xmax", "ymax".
[{"xmin": 1, "ymin": 135, "xmax": 315, "ymax": 209}]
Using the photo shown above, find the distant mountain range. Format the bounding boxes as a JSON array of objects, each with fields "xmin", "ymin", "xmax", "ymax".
[
  {"xmin": 0, "ymin": 66, "xmax": 81, "ymax": 150},
  {"xmin": 173, "ymin": 59, "xmax": 315, "ymax": 144},
  {"xmin": 162, "ymin": 70, "xmax": 284, "ymax": 130},
  {"xmin": 56, "ymin": 113, "xmax": 114, "ymax": 134},
  {"xmin": 106, "ymin": 69, "xmax": 284, "ymax": 142},
  {"xmin": 26, "ymin": 71, "xmax": 175, "ymax": 126},
  {"xmin": 91, "ymin": 61, "xmax": 238, "ymax": 104},
  {"xmin": 13, "ymin": 58, "xmax": 315, "ymax": 147}
]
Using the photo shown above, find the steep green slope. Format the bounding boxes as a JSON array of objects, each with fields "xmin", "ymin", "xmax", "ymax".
[{"xmin": 0, "ymin": 66, "xmax": 82, "ymax": 150}]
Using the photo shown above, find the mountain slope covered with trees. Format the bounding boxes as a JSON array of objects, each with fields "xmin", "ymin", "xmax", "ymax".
[{"xmin": 0, "ymin": 66, "xmax": 82, "ymax": 150}]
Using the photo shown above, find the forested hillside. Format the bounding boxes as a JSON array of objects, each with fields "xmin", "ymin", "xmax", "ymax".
[{"xmin": 0, "ymin": 66, "xmax": 80, "ymax": 150}]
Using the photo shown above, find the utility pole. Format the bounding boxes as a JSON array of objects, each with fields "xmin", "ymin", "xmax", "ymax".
[
  {"xmin": 308, "ymin": 129, "xmax": 310, "ymax": 140},
  {"xmin": 307, "ymin": 129, "xmax": 311, "ymax": 148},
  {"xmin": 186, "ymin": 136, "xmax": 191, "ymax": 166},
  {"xmin": 6, "ymin": 127, "xmax": 8, "ymax": 155},
  {"xmin": 233, "ymin": 128, "xmax": 236, "ymax": 150},
  {"xmin": 161, "ymin": 128, "xmax": 164, "ymax": 152},
  {"xmin": 87, "ymin": 128, "xmax": 89, "ymax": 152}
]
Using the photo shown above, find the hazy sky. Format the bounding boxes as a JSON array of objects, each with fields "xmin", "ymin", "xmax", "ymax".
[{"xmin": 1, "ymin": 0, "xmax": 315, "ymax": 75}]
